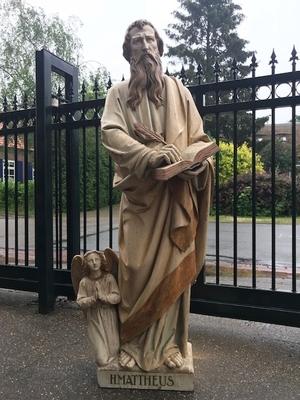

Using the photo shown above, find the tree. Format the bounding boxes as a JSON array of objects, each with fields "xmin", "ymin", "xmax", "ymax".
[
  {"xmin": 166, "ymin": 0, "xmax": 268, "ymax": 144},
  {"xmin": 0, "ymin": 0, "xmax": 82, "ymax": 103},
  {"xmin": 259, "ymin": 139, "xmax": 293, "ymax": 175},
  {"xmin": 204, "ymin": 113, "xmax": 269, "ymax": 146},
  {"xmin": 166, "ymin": 0, "xmax": 252, "ymax": 82}
]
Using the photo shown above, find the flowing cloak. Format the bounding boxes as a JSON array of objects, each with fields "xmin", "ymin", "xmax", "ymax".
[
  {"xmin": 77, "ymin": 273, "xmax": 120, "ymax": 366},
  {"xmin": 101, "ymin": 75, "xmax": 214, "ymax": 371}
]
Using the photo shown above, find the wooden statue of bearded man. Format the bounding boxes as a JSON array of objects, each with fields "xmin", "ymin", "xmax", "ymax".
[{"xmin": 101, "ymin": 19, "xmax": 214, "ymax": 372}]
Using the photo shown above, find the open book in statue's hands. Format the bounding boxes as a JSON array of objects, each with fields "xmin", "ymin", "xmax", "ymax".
[
  {"xmin": 134, "ymin": 122, "xmax": 219, "ymax": 181},
  {"xmin": 152, "ymin": 141, "xmax": 219, "ymax": 180}
]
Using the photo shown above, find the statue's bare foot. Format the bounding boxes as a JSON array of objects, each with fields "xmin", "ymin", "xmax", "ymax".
[
  {"xmin": 119, "ymin": 350, "xmax": 136, "ymax": 369},
  {"xmin": 164, "ymin": 351, "xmax": 184, "ymax": 369}
]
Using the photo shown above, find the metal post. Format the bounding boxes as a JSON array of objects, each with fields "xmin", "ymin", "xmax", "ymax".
[
  {"xmin": 65, "ymin": 75, "xmax": 80, "ymax": 271},
  {"xmin": 35, "ymin": 49, "xmax": 79, "ymax": 312},
  {"xmin": 35, "ymin": 50, "xmax": 54, "ymax": 313}
]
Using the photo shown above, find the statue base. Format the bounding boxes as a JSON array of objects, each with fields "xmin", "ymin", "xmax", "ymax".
[{"xmin": 97, "ymin": 342, "xmax": 194, "ymax": 391}]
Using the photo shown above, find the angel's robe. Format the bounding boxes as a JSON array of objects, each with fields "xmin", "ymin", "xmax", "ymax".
[
  {"xmin": 77, "ymin": 273, "xmax": 120, "ymax": 366},
  {"xmin": 101, "ymin": 75, "xmax": 213, "ymax": 371}
]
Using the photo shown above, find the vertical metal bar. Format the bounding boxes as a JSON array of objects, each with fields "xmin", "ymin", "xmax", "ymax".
[
  {"xmin": 251, "ymin": 66, "xmax": 257, "ymax": 289},
  {"xmin": 35, "ymin": 49, "xmax": 54, "ymax": 313},
  {"xmin": 109, "ymin": 155, "xmax": 113, "ymax": 248},
  {"xmin": 271, "ymin": 84, "xmax": 276, "ymax": 291},
  {"xmin": 95, "ymin": 125, "xmax": 100, "ymax": 250},
  {"xmin": 232, "ymin": 74, "xmax": 238, "ymax": 287},
  {"xmin": 24, "ymin": 129, "xmax": 29, "ymax": 266},
  {"xmin": 291, "ymin": 67, "xmax": 297, "ymax": 293},
  {"xmin": 4, "ymin": 129, "xmax": 9, "ymax": 264},
  {"xmin": 215, "ymin": 81, "xmax": 220, "ymax": 285},
  {"xmin": 14, "ymin": 124, "xmax": 19, "ymax": 265},
  {"xmin": 65, "ymin": 74, "xmax": 80, "ymax": 269},
  {"xmin": 54, "ymin": 128, "xmax": 59, "ymax": 269},
  {"xmin": 82, "ymin": 126, "xmax": 87, "ymax": 253},
  {"xmin": 58, "ymin": 128, "xmax": 62, "ymax": 269}
]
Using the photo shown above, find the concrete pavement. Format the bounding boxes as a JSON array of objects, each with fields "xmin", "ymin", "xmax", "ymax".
[{"xmin": 0, "ymin": 288, "xmax": 299, "ymax": 400}]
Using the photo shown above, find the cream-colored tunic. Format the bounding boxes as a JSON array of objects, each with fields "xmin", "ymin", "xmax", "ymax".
[
  {"xmin": 101, "ymin": 75, "xmax": 213, "ymax": 371},
  {"xmin": 77, "ymin": 273, "xmax": 120, "ymax": 366}
]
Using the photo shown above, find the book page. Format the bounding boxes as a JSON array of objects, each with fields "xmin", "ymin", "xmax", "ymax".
[{"xmin": 181, "ymin": 142, "xmax": 211, "ymax": 162}]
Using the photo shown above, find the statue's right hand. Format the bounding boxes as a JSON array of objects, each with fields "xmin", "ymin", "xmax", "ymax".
[{"xmin": 148, "ymin": 144, "xmax": 182, "ymax": 168}]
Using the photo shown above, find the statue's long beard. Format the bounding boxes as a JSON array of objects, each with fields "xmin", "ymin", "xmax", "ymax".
[{"xmin": 127, "ymin": 52, "xmax": 164, "ymax": 110}]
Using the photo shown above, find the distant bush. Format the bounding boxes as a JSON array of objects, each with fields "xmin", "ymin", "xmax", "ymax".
[
  {"xmin": 0, "ymin": 180, "xmax": 35, "ymax": 214},
  {"xmin": 218, "ymin": 173, "xmax": 300, "ymax": 216},
  {"xmin": 219, "ymin": 141, "xmax": 264, "ymax": 184}
]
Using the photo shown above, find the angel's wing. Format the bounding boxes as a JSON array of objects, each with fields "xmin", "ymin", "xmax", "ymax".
[
  {"xmin": 71, "ymin": 255, "xmax": 85, "ymax": 296},
  {"xmin": 104, "ymin": 248, "xmax": 119, "ymax": 278}
]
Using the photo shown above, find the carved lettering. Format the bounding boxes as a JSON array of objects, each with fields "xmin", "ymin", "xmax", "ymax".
[
  {"xmin": 126, "ymin": 375, "xmax": 133, "ymax": 385},
  {"xmin": 167, "ymin": 376, "xmax": 175, "ymax": 386},
  {"xmin": 108, "ymin": 373, "xmax": 177, "ymax": 388},
  {"xmin": 159, "ymin": 375, "xmax": 167, "ymax": 387},
  {"xmin": 110, "ymin": 374, "xmax": 116, "ymax": 385},
  {"xmin": 152, "ymin": 375, "xmax": 158, "ymax": 387}
]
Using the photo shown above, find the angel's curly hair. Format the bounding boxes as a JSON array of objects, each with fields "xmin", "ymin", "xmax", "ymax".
[
  {"xmin": 122, "ymin": 19, "xmax": 164, "ymax": 62},
  {"xmin": 83, "ymin": 250, "xmax": 109, "ymax": 275}
]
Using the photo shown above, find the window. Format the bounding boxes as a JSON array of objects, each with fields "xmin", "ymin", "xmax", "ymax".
[{"xmin": 3, "ymin": 160, "xmax": 15, "ymax": 180}]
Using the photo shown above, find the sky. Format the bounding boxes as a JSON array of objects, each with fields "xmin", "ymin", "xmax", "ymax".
[{"xmin": 25, "ymin": 0, "xmax": 300, "ymax": 122}]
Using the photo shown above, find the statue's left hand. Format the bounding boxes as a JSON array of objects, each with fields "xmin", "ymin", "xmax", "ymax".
[{"xmin": 179, "ymin": 160, "xmax": 208, "ymax": 181}]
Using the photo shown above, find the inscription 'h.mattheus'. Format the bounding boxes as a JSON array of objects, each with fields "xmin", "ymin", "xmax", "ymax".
[{"xmin": 110, "ymin": 374, "xmax": 175, "ymax": 387}]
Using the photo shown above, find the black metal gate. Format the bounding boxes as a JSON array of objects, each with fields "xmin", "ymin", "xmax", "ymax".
[{"xmin": 0, "ymin": 49, "xmax": 299, "ymax": 325}]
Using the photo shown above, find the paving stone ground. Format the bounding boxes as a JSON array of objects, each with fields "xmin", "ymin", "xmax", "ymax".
[{"xmin": 0, "ymin": 288, "xmax": 299, "ymax": 400}]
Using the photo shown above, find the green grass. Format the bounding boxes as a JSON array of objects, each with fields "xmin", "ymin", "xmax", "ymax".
[{"xmin": 209, "ymin": 215, "xmax": 300, "ymax": 224}]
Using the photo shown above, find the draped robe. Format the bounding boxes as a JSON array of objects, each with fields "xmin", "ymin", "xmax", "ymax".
[{"xmin": 101, "ymin": 75, "xmax": 213, "ymax": 371}]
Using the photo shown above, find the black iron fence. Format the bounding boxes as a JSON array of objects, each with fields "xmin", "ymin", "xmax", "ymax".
[{"xmin": 0, "ymin": 49, "xmax": 299, "ymax": 325}]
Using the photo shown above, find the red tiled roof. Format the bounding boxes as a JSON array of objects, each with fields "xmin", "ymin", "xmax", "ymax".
[{"xmin": 0, "ymin": 135, "xmax": 25, "ymax": 150}]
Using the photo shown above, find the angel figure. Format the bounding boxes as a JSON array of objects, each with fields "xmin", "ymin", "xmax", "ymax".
[{"xmin": 71, "ymin": 249, "xmax": 120, "ymax": 367}]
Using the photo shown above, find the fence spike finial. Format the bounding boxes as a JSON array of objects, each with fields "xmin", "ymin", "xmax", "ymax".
[
  {"xmin": 81, "ymin": 81, "xmax": 86, "ymax": 101},
  {"xmin": 23, "ymin": 93, "xmax": 28, "ymax": 109},
  {"xmin": 289, "ymin": 45, "xmax": 298, "ymax": 71},
  {"xmin": 213, "ymin": 61, "xmax": 221, "ymax": 82},
  {"xmin": 93, "ymin": 77, "xmax": 99, "ymax": 99},
  {"xmin": 57, "ymin": 86, "xmax": 63, "ymax": 103},
  {"xmin": 250, "ymin": 53, "xmax": 258, "ymax": 77},
  {"xmin": 121, "ymin": 74, "xmax": 125, "ymax": 81},
  {"xmin": 196, "ymin": 63, "xmax": 203, "ymax": 84},
  {"xmin": 3, "ymin": 96, "xmax": 8, "ymax": 112},
  {"xmin": 179, "ymin": 65, "xmax": 187, "ymax": 85},
  {"xmin": 269, "ymin": 49, "xmax": 278, "ymax": 74},
  {"xmin": 107, "ymin": 75, "xmax": 112, "ymax": 90},
  {"xmin": 13, "ymin": 94, "xmax": 18, "ymax": 111},
  {"xmin": 165, "ymin": 67, "xmax": 170, "ymax": 76},
  {"xmin": 231, "ymin": 58, "xmax": 239, "ymax": 79}
]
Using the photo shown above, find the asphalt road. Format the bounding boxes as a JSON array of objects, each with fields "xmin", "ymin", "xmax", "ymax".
[
  {"xmin": 82, "ymin": 222, "xmax": 300, "ymax": 268},
  {"xmin": 0, "ymin": 214, "xmax": 299, "ymax": 268}
]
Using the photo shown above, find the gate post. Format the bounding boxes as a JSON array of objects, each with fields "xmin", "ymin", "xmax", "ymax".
[
  {"xmin": 35, "ymin": 50, "xmax": 54, "ymax": 313},
  {"xmin": 65, "ymin": 75, "xmax": 80, "ymax": 271},
  {"xmin": 35, "ymin": 49, "xmax": 79, "ymax": 313}
]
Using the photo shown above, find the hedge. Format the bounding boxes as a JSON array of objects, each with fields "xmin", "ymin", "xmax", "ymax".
[{"xmin": 217, "ymin": 173, "xmax": 300, "ymax": 216}]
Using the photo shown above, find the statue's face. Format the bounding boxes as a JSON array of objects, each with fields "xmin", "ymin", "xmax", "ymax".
[
  {"xmin": 85, "ymin": 253, "xmax": 101, "ymax": 272},
  {"xmin": 129, "ymin": 25, "xmax": 158, "ymax": 60}
]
